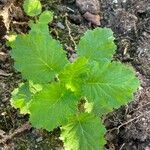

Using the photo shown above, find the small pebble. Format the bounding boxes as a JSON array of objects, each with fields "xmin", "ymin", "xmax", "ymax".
[
  {"xmin": 69, "ymin": 53, "xmax": 78, "ymax": 62},
  {"xmin": 126, "ymin": 115, "xmax": 131, "ymax": 119},
  {"xmin": 36, "ymin": 137, "xmax": 43, "ymax": 142},
  {"xmin": 1, "ymin": 111, "xmax": 6, "ymax": 116},
  {"xmin": 56, "ymin": 22, "xmax": 65, "ymax": 30}
]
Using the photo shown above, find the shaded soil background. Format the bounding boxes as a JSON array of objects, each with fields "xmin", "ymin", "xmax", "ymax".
[{"xmin": 0, "ymin": 0, "xmax": 150, "ymax": 149}]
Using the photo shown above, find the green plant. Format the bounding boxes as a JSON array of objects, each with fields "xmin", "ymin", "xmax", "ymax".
[
  {"xmin": 23, "ymin": 0, "xmax": 42, "ymax": 16},
  {"xmin": 8, "ymin": 1, "xmax": 140, "ymax": 149}
]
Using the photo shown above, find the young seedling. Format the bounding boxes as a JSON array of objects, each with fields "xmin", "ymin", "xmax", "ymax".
[{"xmin": 8, "ymin": 0, "xmax": 140, "ymax": 149}]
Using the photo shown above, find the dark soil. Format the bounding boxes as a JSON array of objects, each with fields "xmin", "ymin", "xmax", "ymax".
[{"xmin": 0, "ymin": 0, "xmax": 149, "ymax": 149}]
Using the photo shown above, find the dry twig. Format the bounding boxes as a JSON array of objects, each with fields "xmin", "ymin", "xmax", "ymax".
[
  {"xmin": 65, "ymin": 13, "xmax": 76, "ymax": 48},
  {"xmin": 108, "ymin": 110, "xmax": 150, "ymax": 134}
]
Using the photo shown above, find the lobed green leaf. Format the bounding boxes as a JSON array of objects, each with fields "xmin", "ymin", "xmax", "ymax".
[
  {"xmin": 60, "ymin": 113, "xmax": 106, "ymax": 150},
  {"xmin": 81, "ymin": 61, "xmax": 140, "ymax": 113},
  {"xmin": 77, "ymin": 28, "xmax": 117, "ymax": 62},
  {"xmin": 11, "ymin": 12, "xmax": 68, "ymax": 83},
  {"xmin": 29, "ymin": 83, "xmax": 79, "ymax": 131},
  {"xmin": 11, "ymin": 81, "xmax": 42, "ymax": 114}
]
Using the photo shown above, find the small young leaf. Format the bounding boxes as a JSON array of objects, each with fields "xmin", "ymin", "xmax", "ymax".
[
  {"xmin": 6, "ymin": 34, "xmax": 17, "ymax": 47},
  {"xmin": 29, "ymin": 11, "xmax": 52, "ymax": 35},
  {"xmin": 39, "ymin": 10, "xmax": 53, "ymax": 24},
  {"xmin": 29, "ymin": 83, "xmax": 79, "ymax": 131},
  {"xmin": 10, "ymin": 13, "xmax": 68, "ymax": 83},
  {"xmin": 77, "ymin": 28, "xmax": 116, "ymax": 62},
  {"xmin": 11, "ymin": 81, "xmax": 42, "ymax": 114},
  {"xmin": 59, "ymin": 57, "xmax": 89, "ymax": 92},
  {"xmin": 81, "ymin": 61, "xmax": 140, "ymax": 112},
  {"xmin": 23, "ymin": 0, "xmax": 42, "ymax": 17},
  {"xmin": 60, "ymin": 113, "xmax": 106, "ymax": 150}
]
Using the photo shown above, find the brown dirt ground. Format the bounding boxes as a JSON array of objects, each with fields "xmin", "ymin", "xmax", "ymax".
[{"xmin": 0, "ymin": 0, "xmax": 149, "ymax": 149}]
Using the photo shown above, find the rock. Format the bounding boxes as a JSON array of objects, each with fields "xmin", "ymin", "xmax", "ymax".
[
  {"xmin": 76, "ymin": 0, "xmax": 101, "ymax": 25},
  {"xmin": 76, "ymin": 0, "xmax": 100, "ymax": 14}
]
